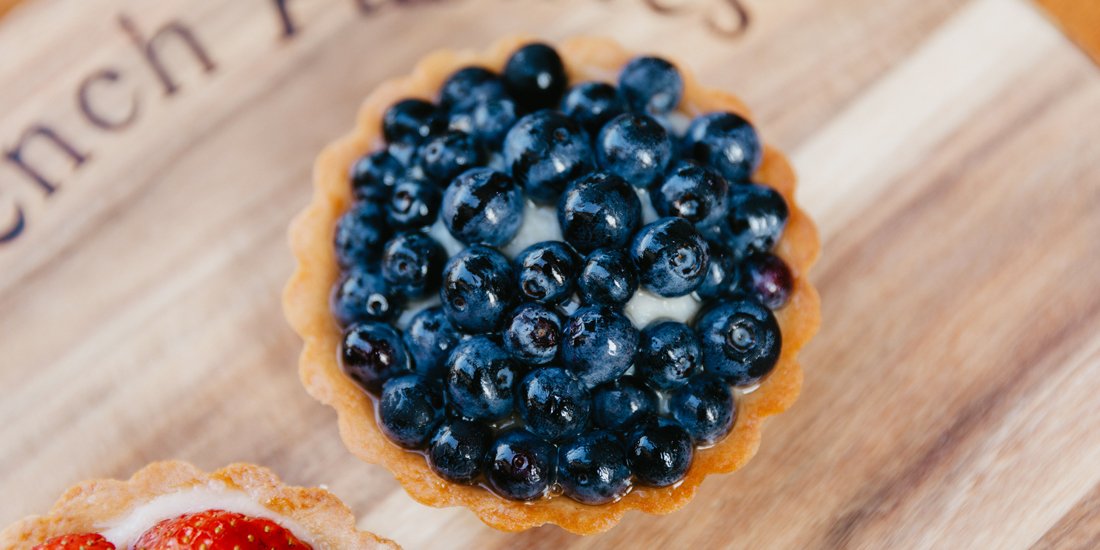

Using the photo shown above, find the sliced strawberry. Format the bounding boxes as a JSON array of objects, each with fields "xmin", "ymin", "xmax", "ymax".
[
  {"xmin": 33, "ymin": 533, "xmax": 115, "ymax": 550},
  {"xmin": 133, "ymin": 509, "xmax": 311, "ymax": 549}
]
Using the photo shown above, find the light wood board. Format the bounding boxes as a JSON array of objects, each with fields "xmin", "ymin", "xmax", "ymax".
[{"xmin": 1, "ymin": 0, "xmax": 1098, "ymax": 548}]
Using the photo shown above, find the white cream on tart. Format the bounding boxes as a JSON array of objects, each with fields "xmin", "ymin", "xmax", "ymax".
[{"xmin": 98, "ymin": 485, "xmax": 316, "ymax": 549}]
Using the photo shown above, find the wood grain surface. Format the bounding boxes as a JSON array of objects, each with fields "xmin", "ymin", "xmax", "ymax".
[{"xmin": 1, "ymin": 0, "xmax": 1098, "ymax": 548}]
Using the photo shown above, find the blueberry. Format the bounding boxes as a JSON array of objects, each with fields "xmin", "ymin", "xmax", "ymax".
[
  {"xmin": 652, "ymin": 161, "xmax": 730, "ymax": 228},
  {"xmin": 669, "ymin": 374, "xmax": 735, "ymax": 445},
  {"xmin": 629, "ymin": 217, "xmax": 710, "ymax": 297},
  {"xmin": 485, "ymin": 429, "xmax": 556, "ymax": 501},
  {"xmin": 695, "ymin": 238, "xmax": 741, "ymax": 300},
  {"xmin": 636, "ymin": 321, "xmax": 702, "ymax": 390},
  {"xmin": 561, "ymin": 305, "xmax": 639, "ymax": 386},
  {"xmin": 625, "ymin": 416, "xmax": 694, "ymax": 487},
  {"xmin": 387, "ymin": 178, "xmax": 442, "ymax": 229},
  {"xmin": 334, "ymin": 201, "xmax": 390, "ymax": 269},
  {"xmin": 503, "ymin": 43, "xmax": 567, "ymax": 111},
  {"xmin": 743, "ymin": 253, "xmax": 793, "ymax": 309},
  {"xmin": 558, "ymin": 431, "xmax": 633, "ymax": 505},
  {"xmin": 441, "ymin": 168, "xmax": 524, "ymax": 247},
  {"xmin": 340, "ymin": 322, "xmax": 410, "ymax": 394},
  {"xmin": 504, "ymin": 111, "xmax": 594, "ymax": 204},
  {"xmin": 577, "ymin": 248, "xmax": 638, "ymax": 306},
  {"xmin": 445, "ymin": 336, "xmax": 520, "ymax": 421},
  {"xmin": 381, "ymin": 232, "xmax": 446, "ymax": 298},
  {"xmin": 517, "ymin": 367, "xmax": 591, "ymax": 440},
  {"xmin": 618, "ymin": 56, "xmax": 683, "ymax": 115},
  {"xmin": 558, "ymin": 172, "xmax": 642, "ymax": 254},
  {"xmin": 449, "ymin": 97, "xmax": 518, "ymax": 148},
  {"xmin": 503, "ymin": 303, "xmax": 562, "ymax": 365},
  {"xmin": 514, "ymin": 241, "xmax": 580, "ymax": 304},
  {"xmin": 696, "ymin": 298, "xmax": 781, "ymax": 386},
  {"xmin": 683, "ymin": 112, "xmax": 761, "ymax": 183},
  {"xmin": 403, "ymin": 306, "xmax": 462, "ymax": 377},
  {"xmin": 350, "ymin": 150, "xmax": 403, "ymax": 201},
  {"xmin": 596, "ymin": 113, "xmax": 672, "ymax": 189},
  {"xmin": 592, "ymin": 376, "xmax": 657, "ymax": 430},
  {"xmin": 726, "ymin": 183, "xmax": 789, "ymax": 255},
  {"xmin": 418, "ymin": 130, "xmax": 484, "ymax": 184},
  {"xmin": 439, "ymin": 66, "xmax": 505, "ymax": 108},
  {"xmin": 440, "ymin": 245, "xmax": 517, "ymax": 333},
  {"xmin": 331, "ymin": 269, "xmax": 404, "ymax": 326},
  {"xmin": 428, "ymin": 419, "xmax": 491, "ymax": 484},
  {"xmin": 560, "ymin": 82, "xmax": 626, "ymax": 135},
  {"xmin": 383, "ymin": 98, "xmax": 445, "ymax": 145},
  {"xmin": 379, "ymin": 374, "xmax": 445, "ymax": 449}
]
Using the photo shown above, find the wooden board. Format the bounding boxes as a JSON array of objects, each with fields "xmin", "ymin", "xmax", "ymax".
[{"xmin": 1, "ymin": 0, "xmax": 1099, "ymax": 547}]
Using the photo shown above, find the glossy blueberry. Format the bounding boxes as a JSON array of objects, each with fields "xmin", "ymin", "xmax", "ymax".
[
  {"xmin": 340, "ymin": 322, "xmax": 410, "ymax": 394},
  {"xmin": 652, "ymin": 161, "xmax": 730, "ymax": 228},
  {"xmin": 387, "ymin": 178, "xmax": 442, "ymax": 229},
  {"xmin": 445, "ymin": 336, "xmax": 520, "ymax": 421},
  {"xmin": 381, "ymin": 232, "xmax": 446, "ymax": 298},
  {"xmin": 502, "ymin": 43, "xmax": 567, "ymax": 111},
  {"xmin": 577, "ymin": 248, "xmax": 638, "ymax": 306},
  {"xmin": 629, "ymin": 217, "xmax": 710, "ymax": 297},
  {"xmin": 558, "ymin": 172, "xmax": 642, "ymax": 254},
  {"xmin": 504, "ymin": 111, "xmax": 594, "ymax": 204},
  {"xmin": 449, "ymin": 97, "xmax": 518, "ymax": 148},
  {"xmin": 695, "ymin": 238, "xmax": 741, "ymax": 300},
  {"xmin": 428, "ymin": 419, "xmax": 491, "ymax": 484},
  {"xmin": 331, "ymin": 269, "xmax": 404, "ymax": 326},
  {"xmin": 517, "ymin": 367, "xmax": 591, "ymax": 440},
  {"xmin": 350, "ymin": 150, "xmax": 403, "ymax": 201},
  {"xmin": 592, "ymin": 376, "xmax": 658, "ymax": 430},
  {"xmin": 503, "ymin": 303, "xmax": 562, "ymax": 365},
  {"xmin": 418, "ymin": 130, "xmax": 484, "ymax": 184},
  {"xmin": 743, "ymin": 253, "xmax": 793, "ymax": 310},
  {"xmin": 403, "ymin": 306, "xmax": 462, "ymax": 378},
  {"xmin": 440, "ymin": 245, "xmax": 518, "ymax": 333},
  {"xmin": 334, "ymin": 201, "xmax": 389, "ymax": 269},
  {"xmin": 486, "ymin": 429, "xmax": 556, "ymax": 501},
  {"xmin": 561, "ymin": 305, "xmax": 639, "ymax": 386},
  {"xmin": 378, "ymin": 374, "xmax": 445, "ymax": 449},
  {"xmin": 636, "ymin": 321, "xmax": 702, "ymax": 389},
  {"xmin": 383, "ymin": 98, "xmax": 445, "ymax": 145},
  {"xmin": 596, "ymin": 113, "xmax": 672, "ymax": 189},
  {"xmin": 560, "ymin": 82, "xmax": 626, "ymax": 135},
  {"xmin": 618, "ymin": 56, "xmax": 683, "ymax": 115},
  {"xmin": 625, "ymin": 416, "xmax": 694, "ymax": 487},
  {"xmin": 669, "ymin": 374, "xmax": 735, "ymax": 445},
  {"xmin": 441, "ymin": 168, "xmax": 524, "ymax": 247},
  {"xmin": 515, "ymin": 241, "xmax": 580, "ymax": 304},
  {"xmin": 558, "ymin": 431, "xmax": 633, "ymax": 505},
  {"xmin": 727, "ymin": 183, "xmax": 789, "ymax": 255},
  {"xmin": 683, "ymin": 112, "xmax": 761, "ymax": 183},
  {"xmin": 439, "ymin": 66, "xmax": 505, "ymax": 108},
  {"xmin": 696, "ymin": 297, "xmax": 782, "ymax": 385}
]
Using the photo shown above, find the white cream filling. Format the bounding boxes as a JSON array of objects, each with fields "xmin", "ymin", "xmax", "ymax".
[
  {"xmin": 98, "ymin": 485, "xmax": 316, "ymax": 549},
  {"xmin": 623, "ymin": 288, "xmax": 700, "ymax": 326}
]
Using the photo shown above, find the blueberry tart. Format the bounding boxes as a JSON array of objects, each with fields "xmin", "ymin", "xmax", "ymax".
[
  {"xmin": 284, "ymin": 36, "xmax": 821, "ymax": 534},
  {"xmin": 0, "ymin": 461, "xmax": 397, "ymax": 549}
]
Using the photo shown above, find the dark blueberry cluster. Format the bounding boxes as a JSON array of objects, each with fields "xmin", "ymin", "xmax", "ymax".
[{"xmin": 333, "ymin": 43, "xmax": 794, "ymax": 504}]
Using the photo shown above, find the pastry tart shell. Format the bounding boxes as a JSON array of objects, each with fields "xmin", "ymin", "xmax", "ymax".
[
  {"xmin": 0, "ymin": 461, "xmax": 397, "ymax": 549},
  {"xmin": 283, "ymin": 35, "xmax": 821, "ymax": 535}
]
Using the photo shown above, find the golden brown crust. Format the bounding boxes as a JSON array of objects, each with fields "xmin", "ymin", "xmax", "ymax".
[
  {"xmin": 283, "ymin": 35, "xmax": 821, "ymax": 535},
  {"xmin": 0, "ymin": 461, "xmax": 398, "ymax": 550}
]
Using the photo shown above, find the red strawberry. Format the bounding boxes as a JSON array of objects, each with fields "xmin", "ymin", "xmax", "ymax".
[
  {"xmin": 33, "ymin": 533, "xmax": 115, "ymax": 550},
  {"xmin": 133, "ymin": 509, "xmax": 311, "ymax": 549}
]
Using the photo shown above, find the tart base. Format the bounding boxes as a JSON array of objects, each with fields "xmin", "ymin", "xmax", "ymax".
[
  {"xmin": 0, "ymin": 461, "xmax": 397, "ymax": 549},
  {"xmin": 283, "ymin": 35, "xmax": 821, "ymax": 535}
]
